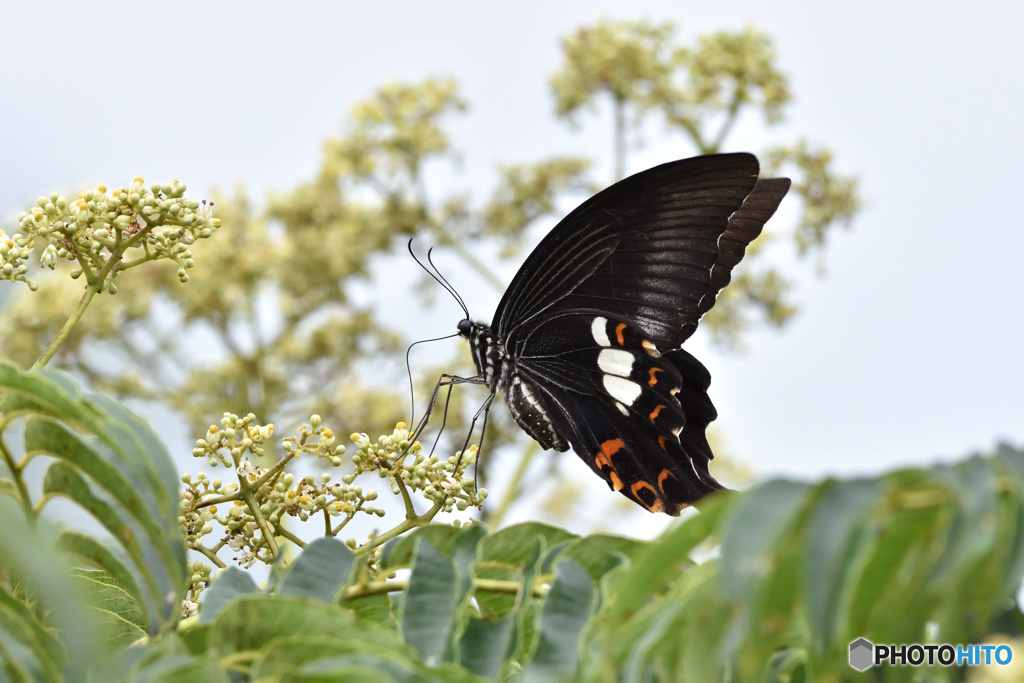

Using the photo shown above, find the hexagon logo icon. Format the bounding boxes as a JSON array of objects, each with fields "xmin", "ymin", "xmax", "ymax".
[{"xmin": 849, "ymin": 638, "xmax": 874, "ymax": 671}]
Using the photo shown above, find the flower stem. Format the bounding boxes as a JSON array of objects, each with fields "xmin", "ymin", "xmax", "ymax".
[
  {"xmin": 353, "ymin": 500, "xmax": 444, "ymax": 557},
  {"xmin": 237, "ymin": 476, "xmax": 280, "ymax": 558},
  {"xmin": 274, "ymin": 523, "xmax": 306, "ymax": 549},
  {"xmin": 0, "ymin": 437, "xmax": 35, "ymax": 521},
  {"xmin": 32, "ymin": 285, "xmax": 98, "ymax": 369}
]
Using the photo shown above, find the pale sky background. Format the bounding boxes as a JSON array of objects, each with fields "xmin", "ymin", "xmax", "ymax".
[{"xmin": 2, "ymin": 2, "xmax": 1022, "ymax": 536}]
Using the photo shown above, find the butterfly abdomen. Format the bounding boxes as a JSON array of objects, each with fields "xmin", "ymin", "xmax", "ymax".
[{"xmin": 506, "ymin": 372, "xmax": 570, "ymax": 452}]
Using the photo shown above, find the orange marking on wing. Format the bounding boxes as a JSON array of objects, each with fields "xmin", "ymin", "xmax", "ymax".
[
  {"xmin": 649, "ymin": 404, "xmax": 665, "ymax": 422},
  {"xmin": 594, "ymin": 438, "xmax": 625, "ymax": 471},
  {"xmin": 642, "ymin": 339, "xmax": 661, "ymax": 357},
  {"xmin": 615, "ymin": 323, "xmax": 627, "ymax": 346},
  {"xmin": 657, "ymin": 468, "xmax": 677, "ymax": 495},
  {"xmin": 648, "ymin": 367, "xmax": 662, "ymax": 386},
  {"xmin": 608, "ymin": 471, "xmax": 623, "ymax": 491},
  {"xmin": 631, "ymin": 480, "xmax": 665, "ymax": 513},
  {"xmin": 658, "ymin": 435, "xmax": 668, "ymax": 450}
]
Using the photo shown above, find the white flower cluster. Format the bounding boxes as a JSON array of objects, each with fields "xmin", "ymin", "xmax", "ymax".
[
  {"xmin": 3, "ymin": 179, "xmax": 219, "ymax": 289},
  {"xmin": 349, "ymin": 423, "xmax": 488, "ymax": 513}
]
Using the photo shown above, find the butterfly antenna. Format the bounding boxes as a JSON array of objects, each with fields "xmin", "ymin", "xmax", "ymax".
[
  {"xmin": 426, "ymin": 247, "xmax": 469, "ymax": 318},
  {"xmin": 407, "ymin": 239, "xmax": 469, "ymax": 318}
]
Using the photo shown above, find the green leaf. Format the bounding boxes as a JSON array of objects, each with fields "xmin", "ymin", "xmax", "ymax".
[
  {"xmin": 24, "ymin": 417, "xmax": 184, "ymax": 616},
  {"xmin": 719, "ymin": 480, "xmax": 812, "ymax": 602},
  {"xmin": 278, "ymin": 538, "xmax": 356, "ymax": 603},
  {"xmin": 0, "ymin": 593, "xmax": 63, "ymax": 682},
  {"xmin": 458, "ymin": 615, "xmax": 515, "ymax": 680},
  {"xmin": 46, "ymin": 465, "xmax": 156, "ymax": 628},
  {"xmin": 2, "ymin": 364, "xmax": 186, "ymax": 635},
  {"xmin": 451, "ymin": 524, "xmax": 488, "ymax": 605},
  {"xmin": 69, "ymin": 568, "xmax": 147, "ymax": 649},
  {"xmin": 603, "ymin": 493, "xmax": 730, "ymax": 624},
  {"xmin": 344, "ymin": 593, "xmax": 395, "ymax": 626},
  {"xmin": 803, "ymin": 478, "xmax": 883, "ymax": 651},
  {"xmin": 524, "ymin": 557, "xmax": 595, "ymax": 681},
  {"xmin": 381, "ymin": 524, "xmax": 467, "ymax": 568},
  {"xmin": 995, "ymin": 446, "xmax": 1024, "ymax": 599},
  {"xmin": 0, "ymin": 498, "xmax": 98, "ymax": 679},
  {"xmin": 479, "ymin": 522, "xmax": 576, "ymax": 567},
  {"xmin": 198, "ymin": 567, "xmax": 258, "ymax": 624},
  {"xmin": 0, "ymin": 363, "xmax": 110, "ymax": 444},
  {"xmin": 931, "ymin": 456, "xmax": 1002, "ymax": 582},
  {"xmin": 180, "ymin": 624, "xmax": 213, "ymax": 655},
  {"xmin": 558, "ymin": 533, "xmax": 649, "ymax": 580},
  {"xmin": 619, "ymin": 598, "xmax": 687, "ymax": 683},
  {"xmin": 510, "ymin": 538, "xmax": 545, "ymax": 664},
  {"xmin": 208, "ymin": 593, "xmax": 401, "ymax": 662},
  {"xmin": 401, "ymin": 539, "xmax": 457, "ymax": 665},
  {"xmin": 86, "ymin": 392, "xmax": 180, "ymax": 520},
  {"xmin": 0, "ymin": 619, "xmax": 48, "ymax": 683},
  {"xmin": 55, "ymin": 531, "xmax": 149, "ymax": 623},
  {"xmin": 445, "ymin": 524, "xmax": 489, "ymax": 663},
  {"xmin": 844, "ymin": 471, "xmax": 950, "ymax": 644},
  {"xmin": 474, "ymin": 523, "xmax": 569, "ymax": 625},
  {"xmin": 251, "ymin": 634, "xmax": 437, "ymax": 682},
  {"xmin": 130, "ymin": 654, "xmax": 229, "ymax": 683},
  {"xmin": 646, "ymin": 562, "xmax": 730, "ymax": 681},
  {"xmin": 0, "ymin": 476, "xmax": 21, "ymax": 504}
]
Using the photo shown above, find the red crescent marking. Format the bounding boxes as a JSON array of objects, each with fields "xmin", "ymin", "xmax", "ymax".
[
  {"xmin": 594, "ymin": 438, "xmax": 625, "ymax": 471},
  {"xmin": 615, "ymin": 323, "xmax": 627, "ymax": 346},
  {"xmin": 657, "ymin": 468, "xmax": 677, "ymax": 494},
  {"xmin": 630, "ymin": 480, "xmax": 665, "ymax": 513}
]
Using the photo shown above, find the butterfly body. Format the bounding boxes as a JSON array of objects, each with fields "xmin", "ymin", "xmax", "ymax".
[{"xmin": 457, "ymin": 153, "xmax": 790, "ymax": 514}]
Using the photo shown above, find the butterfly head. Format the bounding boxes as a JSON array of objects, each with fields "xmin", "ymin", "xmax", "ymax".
[{"xmin": 457, "ymin": 318, "xmax": 473, "ymax": 338}]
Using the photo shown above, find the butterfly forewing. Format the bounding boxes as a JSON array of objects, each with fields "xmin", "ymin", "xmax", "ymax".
[
  {"xmin": 695, "ymin": 177, "xmax": 793, "ymax": 328},
  {"xmin": 493, "ymin": 153, "xmax": 763, "ymax": 348}
]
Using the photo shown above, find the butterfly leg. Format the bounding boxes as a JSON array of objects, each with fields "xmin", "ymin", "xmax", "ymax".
[
  {"xmin": 409, "ymin": 373, "xmax": 480, "ymax": 443},
  {"xmin": 409, "ymin": 373, "xmax": 488, "ymax": 461},
  {"xmin": 445, "ymin": 391, "xmax": 495, "ymax": 509}
]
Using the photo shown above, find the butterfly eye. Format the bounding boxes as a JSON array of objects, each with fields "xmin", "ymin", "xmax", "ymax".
[{"xmin": 457, "ymin": 319, "xmax": 473, "ymax": 337}]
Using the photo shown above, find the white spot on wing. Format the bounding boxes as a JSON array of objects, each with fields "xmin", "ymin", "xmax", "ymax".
[
  {"xmin": 604, "ymin": 375, "xmax": 642, "ymax": 406},
  {"xmin": 615, "ymin": 401, "xmax": 629, "ymax": 416},
  {"xmin": 598, "ymin": 349, "xmax": 634, "ymax": 377},
  {"xmin": 591, "ymin": 316, "xmax": 610, "ymax": 347}
]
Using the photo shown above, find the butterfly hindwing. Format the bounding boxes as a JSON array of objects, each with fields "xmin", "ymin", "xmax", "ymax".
[{"xmin": 511, "ymin": 312, "xmax": 723, "ymax": 514}]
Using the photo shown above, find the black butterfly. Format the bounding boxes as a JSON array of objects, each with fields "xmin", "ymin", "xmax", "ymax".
[{"xmin": 442, "ymin": 153, "xmax": 790, "ymax": 515}]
